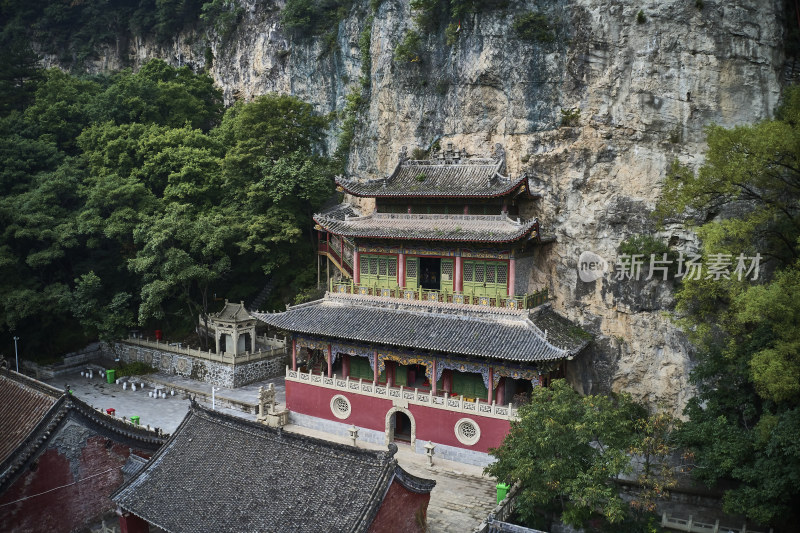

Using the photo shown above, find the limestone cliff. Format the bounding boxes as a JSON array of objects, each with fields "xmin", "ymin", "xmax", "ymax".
[{"xmin": 56, "ymin": 0, "xmax": 786, "ymax": 412}]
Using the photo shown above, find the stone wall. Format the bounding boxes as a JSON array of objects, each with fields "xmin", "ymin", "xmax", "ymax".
[{"xmin": 114, "ymin": 342, "xmax": 287, "ymax": 389}]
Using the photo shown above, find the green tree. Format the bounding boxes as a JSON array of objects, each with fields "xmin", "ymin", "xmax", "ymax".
[
  {"xmin": 486, "ymin": 380, "xmax": 644, "ymax": 528},
  {"xmin": 70, "ymin": 271, "xmax": 135, "ymax": 345},
  {"xmin": 658, "ymin": 86, "xmax": 800, "ymax": 529}
]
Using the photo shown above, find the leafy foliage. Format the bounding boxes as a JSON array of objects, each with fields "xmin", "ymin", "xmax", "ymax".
[
  {"xmin": 512, "ymin": 11, "xmax": 556, "ymax": 43},
  {"xmin": 657, "ymin": 85, "xmax": 800, "ymax": 528},
  {"xmin": 281, "ymin": 0, "xmax": 353, "ymax": 35},
  {"xmin": 486, "ymin": 380, "xmax": 672, "ymax": 529},
  {"xmin": 0, "ymin": 60, "xmax": 334, "ymax": 360},
  {"xmin": 394, "ymin": 31, "xmax": 424, "ymax": 63}
]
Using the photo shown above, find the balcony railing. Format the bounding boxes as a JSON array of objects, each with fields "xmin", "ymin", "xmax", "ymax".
[
  {"xmin": 286, "ymin": 367, "xmax": 519, "ymax": 421},
  {"xmin": 329, "ymin": 278, "xmax": 548, "ymax": 310}
]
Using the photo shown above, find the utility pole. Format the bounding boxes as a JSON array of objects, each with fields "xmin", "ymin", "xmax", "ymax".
[{"xmin": 13, "ymin": 336, "xmax": 19, "ymax": 373}]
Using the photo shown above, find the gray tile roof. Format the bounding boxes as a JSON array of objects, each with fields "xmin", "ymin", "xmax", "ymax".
[
  {"xmin": 253, "ymin": 294, "xmax": 584, "ymax": 362},
  {"xmin": 313, "ymin": 212, "xmax": 539, "ymax": 243},
  {"xmin": 112, "ymin": 403, "xmax": 434, "ymax": 533},
  {"xmin": 318, "ymin": 202, "xmax": 361, "ymax": 221},
  {"xmin": 337, "ymin": 144, "xmax": 528, "ymax": 198}
]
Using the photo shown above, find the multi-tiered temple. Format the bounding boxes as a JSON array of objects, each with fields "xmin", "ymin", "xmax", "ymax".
[{"xmin": 254, "ymin": 143, "xmax": 589, "ymax": 464}]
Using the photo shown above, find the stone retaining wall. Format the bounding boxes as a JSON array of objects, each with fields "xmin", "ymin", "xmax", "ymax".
[{"xmin": 114, "ymin": 342, "xmax": 287, "ymax": 388}]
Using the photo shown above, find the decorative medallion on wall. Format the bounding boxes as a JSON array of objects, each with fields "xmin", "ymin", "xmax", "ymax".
[
  {"xmin": 479, "ymin": 296, "xmax": 490, "ymax": 306},
  {"xmin": 454, "ymin": 418, "xmax": 481, "ymax": 446},
  {"xmin": 330, "ymin": 394, "xmax": 352, "ymax": 419},
  {"xmin": 144, "ymin": 352, "xmax": 153, "ymax": 364},
  {"xmin": 160, "ymin": 354, "xmax": 172, "ymax": 371},
  {"xmin": 176, "ymin": 357, "xmax": 189, "ymax": 373},
  {"xmin": 453, "ymin": 294, "xmax": 465, "ymax": 304},
  {"xmin": 381, "ymin": 288, "xmax": 392, "ymax": 297},
  {"xmin": 403, "ymin": 290, "xmax": 416, "ymax": 300}
]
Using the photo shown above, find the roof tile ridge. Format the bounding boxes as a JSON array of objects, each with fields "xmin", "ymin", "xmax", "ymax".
[
  {"xmin": 3, "ymin": 370, "xmax": 63, "ymax": 398},
  {"xmin": 524, "ymin": 304, "xmax": 570, "ymax": 357},
  {"xmin": 192, "ymin": 402, "xmax": 388, "ymax": 465},
  {"xmin": 67, "ymin": 394, "xmax": 166, "ymax": 443}
]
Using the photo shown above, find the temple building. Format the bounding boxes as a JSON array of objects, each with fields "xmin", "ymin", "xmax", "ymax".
[
  {"xmin": 112, "ymin": 402, "xmax": 435, "ymax": 533},
  {"xmin": 254, "ymin": 143, "xmax": 590, "ymax": 465}
]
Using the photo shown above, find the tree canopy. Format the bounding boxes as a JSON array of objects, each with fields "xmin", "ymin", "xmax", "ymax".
[
  {"xmin": 486, "ymin": 380, "xmax": 676, "ymax": 531},
  {"xmin": 0, "ymin": 60, "xmax": 334, "ymax": 357},
  {"xmin": 658, "ymin": 85, "xmax": 800, "ymax": 529}
]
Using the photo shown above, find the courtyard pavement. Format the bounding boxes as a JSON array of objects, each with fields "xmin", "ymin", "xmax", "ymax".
[{"xmin": 51, "ymin": 370, "xmax": 498, "ymax": 532}]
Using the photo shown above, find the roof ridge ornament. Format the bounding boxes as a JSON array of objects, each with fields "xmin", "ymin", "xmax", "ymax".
[
  {"xmin": 492, "ymin": 143, "xmax": 506, "ymax": 175},
  {"xmin": 398, "ymin": 146, "xmax": 409, "ymax": 165}
]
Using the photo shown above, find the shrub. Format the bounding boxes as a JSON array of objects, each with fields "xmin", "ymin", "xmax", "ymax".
[
  {"xmin": 636, "ymin": 10, "xmax": 646, "ymax": 24},
  {"xmin": 115, "ymin": 361, "xmax": 157, "ymax": 377},
  {"xmin": 560, "ymin": 107, "xmax": 581, "ymax": 126},
  {"xmin": 411, "ymin": 147, "xmax": 428, "ymax": 159},
  {"xmin": 512, "ymin": 11, "xmax": 556, "ymax": 43},
  {"xmin": 394, "ymin": 30, "xmax": 424, "ymax": 63},
  {"xmin": 618, "ymin": 234, "xmax": 679, "ymax": 277}
]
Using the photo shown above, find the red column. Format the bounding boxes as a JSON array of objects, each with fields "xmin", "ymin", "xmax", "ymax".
[
  {"xmin": 398, "ymin": 252, "xmax": 405, "ymax": 288},
  {"xmin": 487, "ymin": 367, "xmax": 494, "ymax": 403},
  {"xmin": 327, "ymin": 344, "xmax": 332, "ymax": 378},
  {"xmin": 407, "ymin": 204, "xmax": 412, "ymax": 214},
  {"xmin": 353, "ymin": 250, "xmax": 360, "ymax": 284},
  {"xmin": 431, "ymin": 359, "xmax": 437, "ymax": 395},
  {"xmin": 463, "ymin": 204, "xmax": 469, "ymax": 214},
  {"xmin": 291, "ymin": 338, "xmax": 297, "ymax": 371},
  {"xmin": 343, "ymin": 354, "xmax": 350, "ymax": 379},
  {"xmin": 119, "ymin": 513, "xmax": 150, "ymax": 533},
  {"xmin": 455, "ymin": 255, "xmax": 463, "ymax": 293},
  {"xmin": 502, "ymin": 199, "xmax": 508, "ymax": 214},
  {"xmin": 373, "ymin": 351, "xmax": 379, "ymax": 383},
  {"xmin": 508, "ymin": 257, "xmax": 516, "ymax": 297}
]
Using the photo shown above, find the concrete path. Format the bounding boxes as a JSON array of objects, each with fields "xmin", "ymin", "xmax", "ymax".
[{"xmin": 49, "ymin": 370, "xmax": 498, "ymax": 532}]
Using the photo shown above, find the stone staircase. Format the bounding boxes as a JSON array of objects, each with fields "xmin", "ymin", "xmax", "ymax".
[{"xmin": 248, "ymin": 277, "xmax": 274, "ymax": 311}]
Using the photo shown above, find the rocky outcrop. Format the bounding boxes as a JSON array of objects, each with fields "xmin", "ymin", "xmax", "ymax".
[{"xmin": 45, "ymin": 0, "xmax": 786, "ymax": 412}]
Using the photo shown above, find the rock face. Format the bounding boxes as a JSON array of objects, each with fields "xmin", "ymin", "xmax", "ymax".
[{"xmin": 52, "ymin": 0, "xmax": 786, "ymax": 412}]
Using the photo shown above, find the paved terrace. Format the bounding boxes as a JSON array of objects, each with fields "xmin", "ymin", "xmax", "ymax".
[{"xmin": 48, "ymin": 370, "xmax": 497, "ymax": 533}]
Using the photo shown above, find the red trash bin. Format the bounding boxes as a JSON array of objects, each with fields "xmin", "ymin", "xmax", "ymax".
[
  {"xmin": 106, "ymin": 408, "xmax": 116, "ymax": 416},
  {"xmin": 155, "ymin": 329, "xmax": 163, "ymax": 341}
]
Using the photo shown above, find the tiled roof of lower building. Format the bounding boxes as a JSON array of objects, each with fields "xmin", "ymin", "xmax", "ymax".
[
  {"xmin": 0, "ymin": 372, "xmax": 60, "ymax": 464},
  {"xmin": 253, "ymin": 294, "xmax": 587, "ymax": 362},
  {"xmin": 0, "ymin": 371, "xmax": 166, "ymax": 492},
  {"xmin": 313, "ymin": 212, "xmax": 539, "ymax": 243},
  {"xmin": 112, "ymin": 403, "xmax": 433, "ymax": 533}
]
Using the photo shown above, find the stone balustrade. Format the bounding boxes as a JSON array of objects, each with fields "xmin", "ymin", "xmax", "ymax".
[
  {"xmin": 286, "ymin": 367, "xmax": 518, "ymax": 421},
  {"xmin": 124, "ymin": 336, "xmax": 286, "ymax": 364}
]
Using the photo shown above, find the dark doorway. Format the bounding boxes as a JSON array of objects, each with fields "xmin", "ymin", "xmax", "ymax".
[
  {"xmin": 419, "ymin": 257, "xmax": 441, "ymax": 290},
  {"xmin": 393, "ymin": 411, "xmax": 412, "ymax": 442}
]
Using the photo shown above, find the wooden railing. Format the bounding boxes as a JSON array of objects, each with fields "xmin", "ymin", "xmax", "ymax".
[
  {"xmin": 286, "ymin": 367, "xmax": 519, "ymax": 421},
  {"xmin": 661, "ymin": 513, "xmax": 772, "ymax": 533},
  {"xmin": 319, "ymin": 242, "xmax": 354, "ymax": 277},
  {"xmin": 330, "ymin": 278, "xmax": 548, "ymax": 310},
  {"xmin": 123, "ymin": 337, "xmax": 287, "ymax": 365}
]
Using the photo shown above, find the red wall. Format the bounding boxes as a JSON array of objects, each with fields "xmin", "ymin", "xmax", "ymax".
[
  {"xmin": 0, "ymin": 434, "xmax": 148, "ymax": 533},
  {"xmin": 287, "ymin": 380, "xmax": 511, "ymax": 453},
  {"xmin": 369, "ymin": 478, "xmax": 431, "ymax": 533}
]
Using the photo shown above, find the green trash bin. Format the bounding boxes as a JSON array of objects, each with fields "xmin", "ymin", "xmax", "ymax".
[
  {"xmin": 130, "ymin": 416, "xmax": 140, "ymax": 426},
  {"xmin": 496, "ymin": 482, "xmax": 510, "ymax": 504},
  {"xmin": 106, "ymin": 369, "xmax": 115, "ymax": 384}
]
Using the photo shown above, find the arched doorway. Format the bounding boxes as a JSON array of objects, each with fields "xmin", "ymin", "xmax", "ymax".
[{"xmin": 385, "ymin": 407, "xmax": 416, "ymax": 447}]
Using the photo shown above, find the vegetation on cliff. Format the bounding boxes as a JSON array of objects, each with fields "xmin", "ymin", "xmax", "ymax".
[
  {"xmin": 0, "ymin": 59, "xmax": 334, "ymax": 358},
  {"xmin": 657, "ymin": 85, "xmax": 800, "ymax": 529}
]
